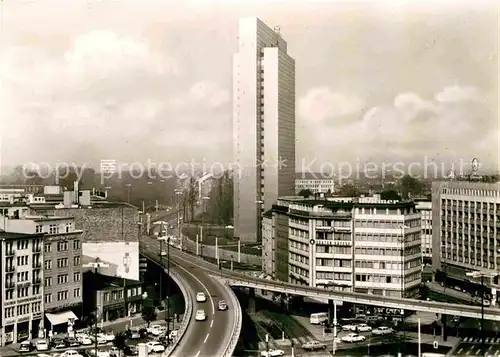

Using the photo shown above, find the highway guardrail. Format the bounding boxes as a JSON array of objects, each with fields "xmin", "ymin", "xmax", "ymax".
[{"xmin": 220, "ymin": 282, "xmax": 243, "ymax": 357}]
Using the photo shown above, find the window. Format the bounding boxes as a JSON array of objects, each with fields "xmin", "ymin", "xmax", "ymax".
[
  {"xmin": 73, "ymin": 240, "xmax": 80, "ymax": 250},
  {"xmin": 16, "ymin": 255, "xmax": 28, "ymax": 266},
  {"xmin": 6, "ymin": 290, "xmax": 14, "ymax": 300},
  {"xmin": 45, "ymin": 293, "xmax": 52, "ymax": 304},
  {"xmin": 57, "ymin": 274, "xmax": 68, "ymax": 284},
  {"xmin": 74, "ymin": 288, "xmax": 80, "ymax": 298},
  {"xmin": 73, "ymin": 256, "xmax": 81, "ymax": 266},
  {"xmin": 44, "ymin": 260, "xmax": 52, "ymax": 270},
  {"xmin": 73, "ymin": 272, "xmax": 81, "ymax": 282},
  {"xmin": 103, "ymin": 292, "xmax": 109, "ymax": 302},
  {"xmin": 44, "ymin": 243, "xmax": 52, "ymax": 253},
  {"xmin": 35, "ymin": 225, "xmax": 43, "ymax": 233},
  {"xmin": 44, "ymin": 277, "xmax": 52, "ymax": 287},
  {"xmin": 32, "ymin": 302, "xmax": 41, "ymax": 313},
  {"xmin": 57, "ymin": 290, "xmax": 68, "ymax": 301},
  {"xmin": 17, "ymin": 287, "xmax": 29, "ymax": 297},
  {"xmin": 57, "ymin": 258, "xmax": 68, "ymax": 268},
  {"xmin": 32, "ymin": 285, "xmax": 40, "ymax": 295},
  {"xmin": 49, "ymin": 224, "xmax": 59, "ymax": 234},
  {"xmin": 65, "ymin": 223, "xmax": 72, "ymax": 233},
  {"xmin": 57, "ymin": 241, "xmax": 68, "ymax": 251}
]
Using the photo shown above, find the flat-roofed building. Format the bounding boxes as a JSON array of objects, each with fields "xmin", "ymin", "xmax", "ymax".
[{"xmin": 295, "ymin": 173, "xmax": 335, "ymax": 194}]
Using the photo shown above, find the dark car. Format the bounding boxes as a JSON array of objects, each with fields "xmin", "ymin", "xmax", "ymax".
[
  {"xmin": 51, "ymin": 337, "xmax": 67, "ymax": 349},
  {"xmin": 64, "ymin": 336, "xmax": 80, "ymax": 347},
  {"xmin": 124, "ymin": 345, "xmax": 139, "ymax": 356}
]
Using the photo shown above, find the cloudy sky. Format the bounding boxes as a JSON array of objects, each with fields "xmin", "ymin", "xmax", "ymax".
[{"xmin": 0, "ymin": 0, "xmax": 498, "ymax": 174}]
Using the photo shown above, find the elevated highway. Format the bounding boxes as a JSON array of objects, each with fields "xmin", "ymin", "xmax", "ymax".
[
  {"xmin": 139, "ymin": 238, "xmax": 500, "ymax": 322},
  {"xmin": 141, "ymin": 237, "xmax": 241, "ymax": 357}
]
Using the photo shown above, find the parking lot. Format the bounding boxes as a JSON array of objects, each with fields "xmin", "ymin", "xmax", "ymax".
[{"xmin": 455, "ymin": 338, "xmax": 500, "ymax": 357}]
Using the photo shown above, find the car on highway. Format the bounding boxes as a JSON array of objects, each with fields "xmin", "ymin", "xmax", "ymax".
[
  {"xmin": 196, "ymin": 292, "xmax": 207, "ymax": 302},
  {"xmin": 341, "ymin": 333, "xmax": 366, "ymax": 343},
  {"xmin": 35, "ymin": 339, "xmax": 49, "ymax": 351},
  {"xmin": 196, "ymin": 309, "xmax": 207, "ymax": 321},
  {"xmin": 372, "ymin": 326, "xmax": 394, "ymax": 335},
  {"xmin": 342, "ymin": 323, "xmax": 358, "ymax": 331},
  {"xmin": 301, "ymin": 340, "xmax": 327, "ymax": 351},
  {"xmin": 356, "ymin": 323, "xmax": 372, "ymax": 332},
  {"xmin": 146, "ymin": 341, "xmax": 165, "ymax": 353},
  {"xmin": 261, "ymin": 348, "xmax": 285, "ymax": 356},
  {"xmin": 218, "ymin": 300, "xmax": 228, "ymax": 310}
]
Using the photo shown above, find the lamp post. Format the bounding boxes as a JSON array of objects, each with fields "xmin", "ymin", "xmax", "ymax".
[
  {"xmin": 125, "ymin": 184, "xmax": 131, "ymax": 204},
  {"xmin": 200, "ymin": 196, "xmax": 210, "ymax": 258},
  {"xmin": 466, "ymin": 270, "xmax": 495, "ymax": 352},
  {"xmin": 82, "ymin": 258, "xmax": 109, "ymax": 356},
  {"xmin": 175, "ymin": 190, "xmax": 183, "ymax": 251}
]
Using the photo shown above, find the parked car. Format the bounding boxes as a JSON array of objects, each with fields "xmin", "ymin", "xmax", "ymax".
[
  {"xmin": 342, "ymin": 333, "xmax": 366, "ymax": 343},
  {"xmin": 301, "ymin": 341, "xmax": 327, "ymax": 351},
  {"xmin": 146, "ymin": 341, "xmax": 165, "ymax": 353},
  {"xmin": 123, "ymin": 345, "xmax": 139, "ymax": 356},
  {"xmin": 196, "ymin": 292, "xmax": 207, "ymax": 302},
  {"xmin": 357, "ymin": 324, "xmax": 372, "ymax": 332},
  {"xmin": 261, "ymin": 349, "xmax": 285, "ymax": 356},
  {"xmin": 195, "ymin": 309, "xmax": 207, "ymax": 321},
  {"xmin": 109, "ymin": 347, "xmax": 120, "ymax": 357},
  {"xmin": 342, "ymin": 323, "xmax": 357, "ymax": 331},
  {"xmin": 218, "ymin": 300, "xmax": 228, "ymax": 310},
  {"xmin": 61, "ymin": 350, "xmax": 84, "ymax": 357},
  {"xmin": 103, "ymin": 332, "xmax": 115, "ymax": 342},
  {"xmin": 52, "ymin": 337, "xmax": 67, "ymax": 349},
  {"xmin": 95, "ymin": 333, "xmax": 107, "ymax": 344},
  {"xmin": 65, "ymin": 336, "xmax": 80, "ymax": 347},
  {"xmin": 127, "ymin": 328, "xmax": 141, "ymax": 340},
  {"xmin": 372, "ymin": 326, "xmax": 394, "ymax": 335},
  {"xmin": 19, "ymin": 341, "xmax": 33, "ymax": 353},
  {"xmin": 35, "ymin": 339, "xmax": 49, "ymax": 351},
  {"xmin": 78, "ymin": 334, "xmax": 93, "ymax": 346},
  {"xmin": 148, "ymin": 324, "xmax": 166, "ymax": 336}
]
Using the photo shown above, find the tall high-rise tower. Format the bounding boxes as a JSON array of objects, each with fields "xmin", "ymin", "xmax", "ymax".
[{"xmin": 233, "ymin": 17, "xmax": 296, "ymax": 243}]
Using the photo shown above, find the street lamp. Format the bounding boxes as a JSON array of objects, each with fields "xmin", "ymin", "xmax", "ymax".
[
  {"xmin": 82, "ymin": 258, "xmax": 109, "ymax": 356},
  {"xmin": 466, "ymin": 270, "xmax": 495, "ymax": 352},
  {"xmin": 158, "ymin": 227, "xmax": 171, "ymax": 339},
  {"xmin": 125, "ymin": 184, "xmax": 131, "ymax": 204},
  {"xmin": 175, "ymin": 190, "xmax": 183, "ymax": 251},
  {"xmin": 200, "ymin": 196, "xmax": 210, "ymax": 258}
]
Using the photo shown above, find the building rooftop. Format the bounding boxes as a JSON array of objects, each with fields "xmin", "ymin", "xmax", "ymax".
[
  {"xmin": 83, "ymin": 271, "xmax": 142, "ymax": 289},
  {"xmin": 295, "ymin": 172, "xmax": 334, "ymax": 180},
  {"xmin": 0, "ymin": 231, "xmax": 45, "ymax": 240}
]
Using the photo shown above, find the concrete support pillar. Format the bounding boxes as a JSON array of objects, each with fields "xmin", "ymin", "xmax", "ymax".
[
  {"xmin": 441, "ymin": 314, "xmax": 447, "ymax": 341},
  {"xmin": 28, "ymin": 319, "xmax": 33, "ymax": 341},
  {"xmin": 248, "ymin": 288, "xmax": 256, "ymax": 314}
]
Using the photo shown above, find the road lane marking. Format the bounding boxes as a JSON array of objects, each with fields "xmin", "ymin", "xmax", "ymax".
[
  {"xmin": 210, "ymin": 320, "xmax": 213, "ymax": 328},
  {"xmin": 204, "ymin": 333, "xmax": 210, "ymax": 343},
  {"xmin": 457, "ymin": 348, "xmax": 463, "ymax": 354},
  {"xmin": 195, "ymin": 351, "xmax": 200, "ymax": 357}
]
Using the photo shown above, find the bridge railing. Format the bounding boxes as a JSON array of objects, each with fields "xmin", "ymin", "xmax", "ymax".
[{"xmin": 220, "ymin": 283, "xmax": 242, "ymax": 357}]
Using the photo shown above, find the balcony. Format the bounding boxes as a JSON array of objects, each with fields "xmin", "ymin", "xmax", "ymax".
[
  {"xmin": 32, "ymin": 278, "xmax": 41, "ymax": 285},
  {"xmin": 5, "ymin": 265, "xmax": 15, "ymax": 272}
]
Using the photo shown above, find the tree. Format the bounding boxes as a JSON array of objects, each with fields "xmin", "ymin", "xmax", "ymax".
[
  {"xmin": 141, "ymin": 297, "xmax": 156, "ymax": 326},
  {"xmin": 298, "ymin": 189, "xmax": 313, "ymax": 197},
  {"xmin": 337, "ymin": 184, "xmax": 360, "ymax": 197},
  {"xmin": 399, "ymin": 175, "xmax": 423, "ymax": 199},
  {"xmin": 113, "ymin": 331, "xmax": 127, "ymax": 350},
  {"xmin": 380, "ymin": 190, "xmax": 401, "ymax": 201}
]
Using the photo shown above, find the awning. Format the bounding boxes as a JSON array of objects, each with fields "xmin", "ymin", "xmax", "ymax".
[{"xmin": 46, "ymin": 311, "xmax": 78, "ymax": 326}]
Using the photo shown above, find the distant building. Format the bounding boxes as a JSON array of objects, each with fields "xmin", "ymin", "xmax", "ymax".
[
  {"xmin": 431, "ymin": 181, "xmax": 500, "ymax": 301},
  {"xmin": 0, "ymin": 231, "xmax": 45, "ymax": 346},
  {"xmin": 233, "ymin": 17, "xmax": 296, "ymax": 243},
  {"xmin": 197, "ymin": 173, "xmax": 216, "ymax": 202},
  {"xmin": 262, "ymin": 194, "xmax": 422, "ymax": 298},
  {"xmin": 295, "ymin": 173, "xmax": 335, "ymax": 194},
  {"xmin": 415, "ymin": 200, "xmax": 432, "ymax": 265}
]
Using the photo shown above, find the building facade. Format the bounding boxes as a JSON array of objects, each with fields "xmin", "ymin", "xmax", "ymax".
[
  {"xmin": 233, "ymin": 17, "xmax": 296, "ymax": 243},
  {"xmin": 432, "ymin": 181, "xmax": 500, "ymax": 299},
  {"xmin": 262, "ymin": 195, "xmax": 422, "ymax": 298},
  {"xmin": 295, "ymin": 173, "xmax": 335, "ymax": 194},
  {"xmin": 415, "ymin": 200, "xmax": 432, "ymax": 264},
  {"xmin": 0, "ymin": 232, "xmax": 45, "ymax": 346}
]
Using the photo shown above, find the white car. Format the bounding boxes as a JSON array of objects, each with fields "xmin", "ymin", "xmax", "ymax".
[
  {"xmin": 88, "ymin": 349, "xmax": 110, "ymax": 357},
  {"xmin": 36, "ymin": 354, "xmax": 51, "ymax": 357},
  {"xmin": 301, "ymin": 341, "xmax": 327, "ymax": 351},
  {"xmin": 169, "ymin": 329, "xmax": 179, "ymax": 339},
  {"xmin": 61, "ymin": 350, "xmax": 84, "ymax": 357},
  {"xmin": 196, "ymin": 292, "xmax": 207, "ymax": 302},
  {"xmin": 341, "ymin": 333, "xmax": 366, "ymax": 343},
  {"xmin": 195, "ymin": 309, "xmax": 207, "ymax": 321},
  {"xmin": 79, "ymin": 335, "xmax": 93, "ymax": 346},
  {"xmin": 261, "ymin": 349, "xmax": 285, "ymax": 356},
  {"xmin": 35, "ymin": 339, "xmax": 49, "ymax": 351},
  {"xmin": 342, "ymin": 323, "xmax": 357, "ymax": 331},
  {"xmin": 357, "ymin": 323, "xmax": 372, "ymax": 332},
  {"xmin": 148, "ymin": 324, "xmax": 166, "ymax": 336},
  {"xmin": 103, "ymin": 332, "xmax": 115, "ymax": 342},
  {"xmin": 96, "ymin": 333, "xmax": 107, "ymax": 344},
  {"xmin": 372, "ymin": 326, "xmax": 394, "ymax": 335},
  {"xmin": 146, "ymin": 341, "xmax": 165, "ymax": 353}
]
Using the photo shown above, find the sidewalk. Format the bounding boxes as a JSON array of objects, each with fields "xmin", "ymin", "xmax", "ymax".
[{"xmin": 0, "ymin": 311, "xmax": 176, "ymax": 357}]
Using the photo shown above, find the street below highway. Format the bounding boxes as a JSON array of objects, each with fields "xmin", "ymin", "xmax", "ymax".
[{"xmin": 142, "ymin": 236, "xmax": 236, "ymax": 357}]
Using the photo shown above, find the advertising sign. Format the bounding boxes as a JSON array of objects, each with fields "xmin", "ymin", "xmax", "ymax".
[{"xmin": 82, "ymin": 241, "xmax": 139, "ymax": 281}]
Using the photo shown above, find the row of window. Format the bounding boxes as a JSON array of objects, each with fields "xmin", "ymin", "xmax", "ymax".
[
  {"xmin": 355, "ymin": 219, "xmax": 420, "ymax": 229},
  {"xmin": 44, "ymin": 256, "xmax": 80, "ymax": 269},
  {"xmin": 355, "ymin": 273, "xmax": 420, "ymax": 284},
  {"xmin": 354, "ymin": 232, "xmax": 420, "ymax": 243},
  {"xmin": 315, "ymin": 259, "xmax": 352, "ymax": 268},
  {"xmin": 44, "ymin": 272, "xmax": 80, "ymax": 287},
  {"xmin": 44, "ymin": 288, "xmax": 80, "ymax": 303},
  {"xmin": 4, "ymin": 302, "xmax": 42, "ymax": 318},
  {"xmin": 44, "ymin": 239, "xmax": 80, "ymax": 253},
  {"xmin": 290, "ymin": 264, "xmax": 309, "ymax": 278},
  {"xmin": 5, "ymin": 286, "xmax": 41, "ymax": 300},
  {"xmin": 354, "ymin": 246, "xmax": 421, "ymax": 256},
  {"xmin": 316, "ymin": 272, "xmax": 352, "ymax": 281}
]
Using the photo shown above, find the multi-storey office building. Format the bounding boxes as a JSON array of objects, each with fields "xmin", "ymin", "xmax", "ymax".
[
  {"xmin": 0, "ymin": 206, "xmax": 83, "ymax": 334},
  {"xmin": 432, "ymin": 181, "xmax": 500, "ymax": 299},
  {"xmin": 262, "ymin": 195, "xmax": 422, "ymax": 298},
  {"xmin": 416, "ymin": 200, "xmax": 433, "ymax": 265},
  {"xmin": 233, "ymin": 17, "xmax": 296, "ymax": 243},
  {"xmin": 0, "ymin": 232, "xmax": 45, "ymax": 346},
  {"xmin": 295, "ymin": 173, "xmax": 335, "ymax": 194}
]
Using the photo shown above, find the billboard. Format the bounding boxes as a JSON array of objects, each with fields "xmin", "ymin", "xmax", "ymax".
[{"xmin": 82, "ymin": 241, "xmax": 139, "ymax": 281}]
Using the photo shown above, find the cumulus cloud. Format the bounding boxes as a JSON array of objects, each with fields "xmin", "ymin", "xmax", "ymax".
[
  {"xmin": 435, "ymin": 85, "xmax": 483, "ymax": 103},
  {"xmin": 298, "ymin": 86, "xmax": 363, "ymax": 123}
]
